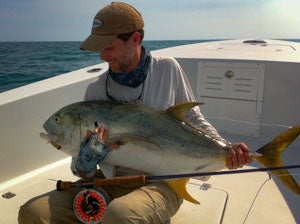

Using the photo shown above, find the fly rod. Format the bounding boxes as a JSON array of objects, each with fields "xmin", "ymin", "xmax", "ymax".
[{"xmin": 57, "ymin": 164, "xmax": 300, "ymax": 190}]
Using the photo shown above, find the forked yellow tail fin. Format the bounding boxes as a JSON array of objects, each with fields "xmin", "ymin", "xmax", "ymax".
[{"xmin": 253, "ymin": 125, "xmax": 300, "ymax": 195}]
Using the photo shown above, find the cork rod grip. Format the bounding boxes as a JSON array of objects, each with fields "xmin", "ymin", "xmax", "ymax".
[{"xmin": 94, "ymin": 174, "xmax": 146, "ymax": 187}]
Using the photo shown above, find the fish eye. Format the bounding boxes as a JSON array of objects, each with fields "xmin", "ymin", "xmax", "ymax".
[{"xmin": 54, "ymin": 116, "xmax": 60, "ymax": 123}]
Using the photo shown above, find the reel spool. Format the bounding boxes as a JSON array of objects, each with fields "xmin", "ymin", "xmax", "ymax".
[{"xmin": 73, "ymin": 188, "xmax": 108, "ymax": 224}]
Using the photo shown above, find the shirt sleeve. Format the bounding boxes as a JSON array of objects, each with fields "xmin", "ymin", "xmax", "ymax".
[{"xmin": 173, "ymin": 58, "xmax": 224, "ymax": 141}]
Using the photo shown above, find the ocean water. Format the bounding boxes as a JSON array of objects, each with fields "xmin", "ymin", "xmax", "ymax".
[
  {"xmin": 0, "ymin": 40, "xmax": 211, "ymax": 93},
  {"xmin": 0, "ymin": 39, "xmax": 299, "ymax": 93}
]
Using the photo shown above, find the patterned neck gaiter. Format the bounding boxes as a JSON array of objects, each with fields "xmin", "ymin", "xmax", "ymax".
[{"xmin": 109, "ymin": 46, "xmax": 151, "ymax": 88}]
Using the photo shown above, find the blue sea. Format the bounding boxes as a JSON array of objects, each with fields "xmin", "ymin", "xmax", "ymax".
[{"xmin": 0, "ymin": 39, "xmax": 299, "ymax": 94}]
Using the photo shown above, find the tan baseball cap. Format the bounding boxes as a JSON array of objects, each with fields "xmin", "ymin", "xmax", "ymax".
[{"xmin": 79, "ymin": 2, "xmax": 144, "ymax": 51}]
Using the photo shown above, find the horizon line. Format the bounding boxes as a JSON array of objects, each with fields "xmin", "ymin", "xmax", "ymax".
[{"xmin": 1, "ymin": 38, "xmax": 300, "ymax": 43}]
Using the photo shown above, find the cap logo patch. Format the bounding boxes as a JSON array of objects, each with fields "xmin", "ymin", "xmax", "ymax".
[{"xmin": 92, "ymin": 18, "xmax": 103, "ymax": 29}]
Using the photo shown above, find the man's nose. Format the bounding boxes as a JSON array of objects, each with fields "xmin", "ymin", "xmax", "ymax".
[
  {"xmin": 100, "ymin": 53, "xmax": 105, "ymax": 61},
  {"xmin": 100, "ymin": 50, "xmax": 109, "ymax": 61}
]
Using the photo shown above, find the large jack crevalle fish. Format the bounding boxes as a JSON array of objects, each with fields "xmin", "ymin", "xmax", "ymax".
[{"xmin": 41, "ymin": 101, "xmax": 300, "ymax": 204}]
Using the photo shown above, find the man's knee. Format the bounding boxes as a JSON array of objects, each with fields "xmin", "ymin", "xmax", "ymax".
[
  {"xmin": 18, "ymin": 197, "xmax": 50, "ymax": 224},
  {"xmin": 101, "ymin": 183, "xmax": 183, "ymax": 224},
  {"xmin": 102, "ymin": 199, "xmax": 143, "ymax": 224},
  {"xmin": 18, "ymin": 189, "xmax": 80, "ymax": 224}
]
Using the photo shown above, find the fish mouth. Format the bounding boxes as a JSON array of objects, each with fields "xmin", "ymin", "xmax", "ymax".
[{"xmin": 40, "ymin": 132, "xmax": 62, "ymax": 150}]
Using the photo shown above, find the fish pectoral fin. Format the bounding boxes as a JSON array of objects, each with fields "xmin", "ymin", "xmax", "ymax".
[
  {"xmin": 165, "ymin": 178, "xmax": 200, "ymax": 205},
  {"xmin": 98, "ymin": 163, "xmax": 115, "ymax": 178},
  {"xmin": 165, "ymin": 102, "xmax": 204, "ymax": 123}
]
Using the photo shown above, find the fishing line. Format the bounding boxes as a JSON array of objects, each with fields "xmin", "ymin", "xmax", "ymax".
[
  {"xmin": 242, "ymin": 171, "xmax": 300, "ymax": 224},
  {"xmin": 242, "ymin": 172, "xmax": 272, "ymax": 224},
  {"xmin": 46, "ymin": 178, "xmax": 58, "ymax": 182}
]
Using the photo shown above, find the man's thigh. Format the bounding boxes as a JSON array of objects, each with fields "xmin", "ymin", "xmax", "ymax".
[
  {"xmin": 102, "ymin": 182, "xmax": 183, "ymax": 224},
  {"xmin": 18, "ymin": 187, "xmax": 82, "ymax": 224}
]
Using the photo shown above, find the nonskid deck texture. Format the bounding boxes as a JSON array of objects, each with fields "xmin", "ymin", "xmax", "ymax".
[{"xmin": 0, "ymin": 159, "xmax": 296, "ymax": 224}]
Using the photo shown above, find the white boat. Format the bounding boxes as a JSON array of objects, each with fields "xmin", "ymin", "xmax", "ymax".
[{"xmin": 0, "ymin": 39, "xmax": 300, "ymax": 224}]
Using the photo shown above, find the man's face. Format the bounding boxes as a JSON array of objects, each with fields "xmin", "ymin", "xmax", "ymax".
[{"xmin": 100, "ymin": 36, "xmax": 135, "ymax": 73}]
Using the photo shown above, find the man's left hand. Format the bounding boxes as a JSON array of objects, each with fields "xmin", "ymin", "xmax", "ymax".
[{"xmin": 226, "ymin": 142, "xmax": 252, "ymax": 169}]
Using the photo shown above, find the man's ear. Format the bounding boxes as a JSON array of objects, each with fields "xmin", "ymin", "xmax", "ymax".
[{"xmin": 132, "ymin": 31, "xmax": 141, "ymax": 45}]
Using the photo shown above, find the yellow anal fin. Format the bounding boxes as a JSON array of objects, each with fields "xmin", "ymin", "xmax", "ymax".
[{"xmin": 165, "ymin": 178, "xmax": 200, "ymax": 204}]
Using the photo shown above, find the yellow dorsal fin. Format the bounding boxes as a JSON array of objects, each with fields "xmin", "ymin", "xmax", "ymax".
[
  {"xmin": 165, "ymin": 178, "xmax": 200, "ymax": 204},
  {"xmin": 165, "ymin": 102, "xmax": 204, "ymax": 123}
]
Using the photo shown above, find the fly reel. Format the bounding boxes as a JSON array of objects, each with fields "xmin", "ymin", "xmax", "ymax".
[
  {"xmin": 73, "ymin": 188, "xmax": 109, "ymax": 224},
  {"xmin": 57, "ymin": 176, "xmax": 146, "ymax": 223}
]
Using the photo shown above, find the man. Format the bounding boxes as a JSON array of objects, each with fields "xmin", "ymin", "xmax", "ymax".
[{"xmin": 19, "ymin": 2, "xmax": 251, "ymax": 224}]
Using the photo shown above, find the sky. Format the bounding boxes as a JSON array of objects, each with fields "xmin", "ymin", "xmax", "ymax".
[{"xmin": 0, "ymin": 0, "xmax": 299, "ymax": 42}]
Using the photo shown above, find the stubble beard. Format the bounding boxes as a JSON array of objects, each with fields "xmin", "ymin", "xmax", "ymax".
[
  {"xmin": 116, "ymin": 61, "xmax": 130, "ymax": 73},
  {"xmin": 111, "ymin": 49, "xmax": 135, "ymax": 73}
]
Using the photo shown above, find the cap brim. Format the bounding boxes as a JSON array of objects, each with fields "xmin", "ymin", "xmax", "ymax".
[{"xmin": 79, "ymin": 34, "xmax": 118, "ymax": 51}]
